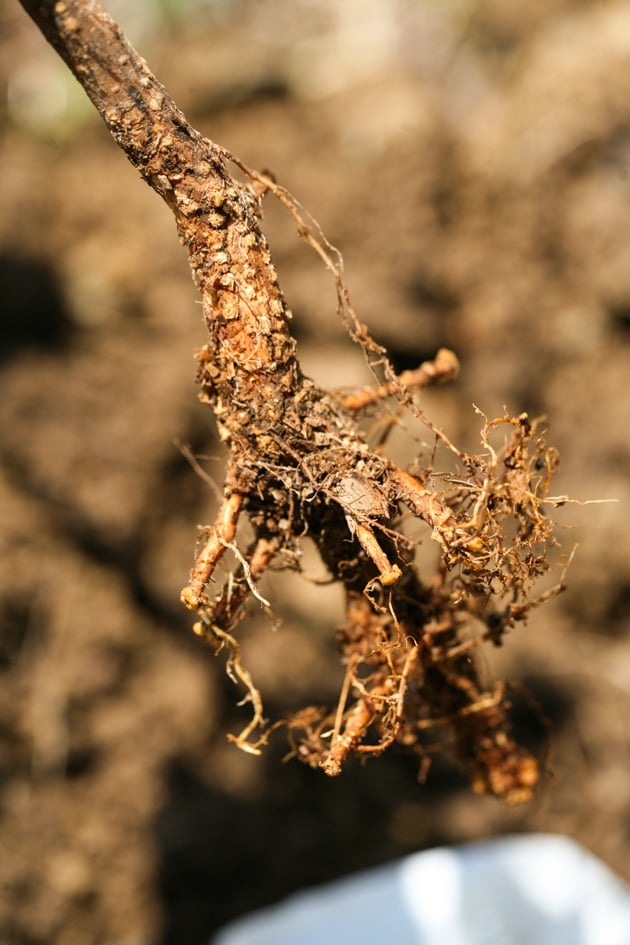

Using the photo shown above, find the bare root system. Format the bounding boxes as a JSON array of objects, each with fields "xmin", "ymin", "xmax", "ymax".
[{"xmin": 20, "ymin": 0, "xmax": 572, "ymax": 803}]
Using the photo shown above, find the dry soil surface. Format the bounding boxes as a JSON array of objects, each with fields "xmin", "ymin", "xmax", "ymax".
[{"xmin": 0, "ymin": 2, "xmax": 629, "ymax": 944}]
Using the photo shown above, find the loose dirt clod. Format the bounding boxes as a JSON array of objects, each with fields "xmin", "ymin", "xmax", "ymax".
[{"xmin": 20, "ymin": 0, "xmax": 571, "ymax": 802}]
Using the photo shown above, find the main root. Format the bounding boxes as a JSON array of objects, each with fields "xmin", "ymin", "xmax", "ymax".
[{"xmin": 22, "ymin": 0, "xmax": 571, "ymax": 803}]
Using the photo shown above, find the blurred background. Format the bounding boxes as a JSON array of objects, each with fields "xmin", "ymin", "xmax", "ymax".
[{"xmin": 0, "ymin": 1, "xmax": 628, "ymax": 943}]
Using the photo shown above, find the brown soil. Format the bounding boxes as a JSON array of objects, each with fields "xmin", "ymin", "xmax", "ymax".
[{"xmin": 1, "ymin": 3, "xmax": 628, "ymax": 944}]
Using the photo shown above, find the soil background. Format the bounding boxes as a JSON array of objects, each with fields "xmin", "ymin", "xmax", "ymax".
[{"xmin": 0, "ymin": 2, "xmax": 629, "ymax": 943}]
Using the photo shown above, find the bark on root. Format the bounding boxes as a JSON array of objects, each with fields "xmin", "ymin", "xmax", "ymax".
[{"xmin": 20, "ymin": 0, "xmax": 569, "ymax": 802}]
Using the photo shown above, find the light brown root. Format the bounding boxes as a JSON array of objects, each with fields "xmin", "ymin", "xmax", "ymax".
[
  {"xmin": 339, "ymin": 348, "xmax": 460, "ymax": 412},
  {"xmin": 181, "ymin": 488, "xmax": 243, "ymax": 609},
  {"xmin": 354, "ymin": 522, "xmax": 403, "ymax": 588},
  {"xmin": 192, "ymin": 619, "xmax": 265, "ymax": 753}
]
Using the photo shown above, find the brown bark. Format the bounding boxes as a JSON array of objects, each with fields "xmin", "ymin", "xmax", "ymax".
[{"xmin": 18, "ymin": 0, "xmax": 565, "ymax": 800}]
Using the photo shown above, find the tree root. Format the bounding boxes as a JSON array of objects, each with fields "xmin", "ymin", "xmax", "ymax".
[{"xmin": 19, "ymin": 0, "xmax": 572, "ymax": 803}]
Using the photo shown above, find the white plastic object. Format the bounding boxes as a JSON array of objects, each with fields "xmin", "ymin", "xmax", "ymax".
[{"xmin": 211, "ymin": 834, "xmax": 630, "ymax": 945}]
